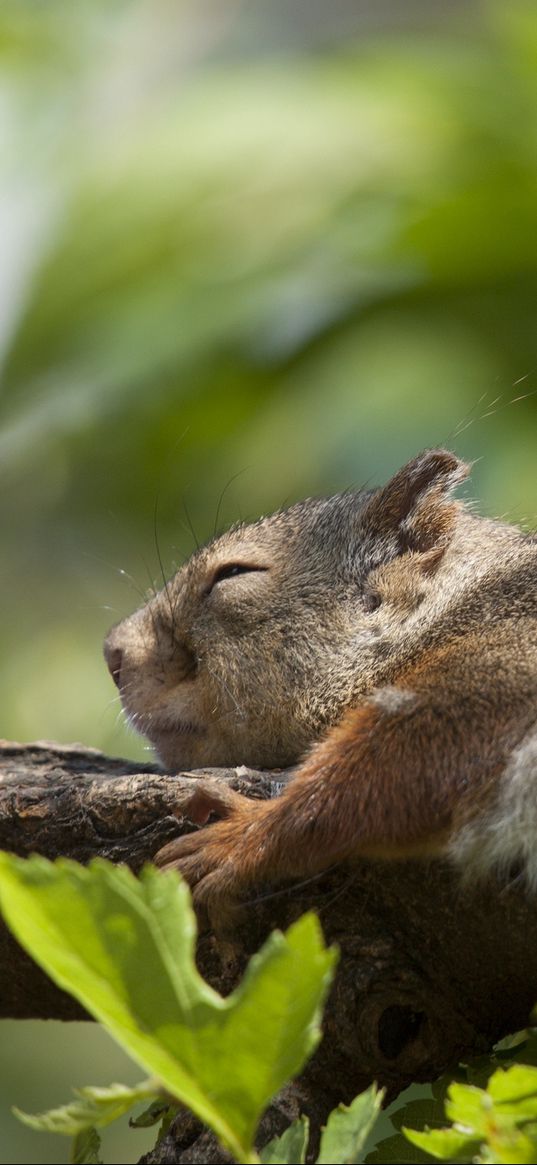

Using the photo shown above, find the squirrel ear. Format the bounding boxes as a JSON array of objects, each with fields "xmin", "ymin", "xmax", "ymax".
[{"xmin": 363, "ymin": 449, "xmax": 470, "ymax": 559}]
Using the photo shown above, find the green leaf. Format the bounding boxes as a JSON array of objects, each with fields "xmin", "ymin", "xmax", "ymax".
[
  {"xmin": 487, "ymin": 1065, "xmax": 537, "ymax": 1117},
  {"xmin": 0, "ymin": 855, "xmax": 337, "ymax": 1165},
  {"xmin": 401, "ymin": 1061, "xmax": 537, "ymax": 1164},
  {"xmin": 487, "ymin": 1124, "xmax": 537, "ymax": 1164},
  {"xmin": 71, "ymin": 1127, "xmax": 102, "ymax": 1164},
  {"xmin": 260, "ymin": 1115, "xmax": 309, "ymax": 1163},
  {"xmin": 155, "ymin": 1104, "xmax": 180, "ymax": 1144},
  {"xmin": 129, "ymin": 1098, "xmax": 174, "ymax": 1129},
  {"xmin": 367, "ymin": 1083, "xmax": 458, "ymax": 1165},
  {"xmin": 493, "ymin": 1031, "xmax": 530, "ymax": 1057},
  {"xmin": 317, "ymin": 1084, "xmax": 384, "ymax": 1164},
  {"xmin": 403, "ymin": 1125, "xmax": 479, "ymax": 1160},
  {"xmin": 444, "ymin": 1081, "xmax": 489, "ymax": 1135},
  {"xmin": 14, "ymin": 1079, "xmax": 159, "ymax": 1134}
]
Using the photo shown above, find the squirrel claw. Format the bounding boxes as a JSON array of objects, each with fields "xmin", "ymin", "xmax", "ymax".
[
  {"xmin": 154, "ymin": 781, "xmax": 258, "ymax": 913},
  {"xmin": 155, "ymin": 828, "xmax": 212, "ymax": 875},
  {"xmin": 155, "ymin": 814, "xmax": 249, "ymax": 888},
  {"xmin": 155, "ymin": 824, "xmax": 247, "ymax": 932}
]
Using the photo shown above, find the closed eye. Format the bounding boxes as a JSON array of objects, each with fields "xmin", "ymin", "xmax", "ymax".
[{"xmin": 207, "ymin": 563, "xmax": 268, "ymax": 593}]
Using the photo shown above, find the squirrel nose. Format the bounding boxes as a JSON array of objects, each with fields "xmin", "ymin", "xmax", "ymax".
[{"xmin": 104, "ymin": 642, "xmax": 123, "ymax": 688}]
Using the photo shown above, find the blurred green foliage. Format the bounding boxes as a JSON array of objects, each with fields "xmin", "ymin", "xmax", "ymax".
[
  {"xmin": 3, "ymin": 0, "xmax": 537, "ymax": 759},
  {"xmin": 2, "ymin": 2, "xmax": 537, "ymax": 1161}
]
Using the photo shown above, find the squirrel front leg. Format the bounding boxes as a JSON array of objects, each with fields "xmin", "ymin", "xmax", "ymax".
[
  {"xmin": 156, "ymin": 640, "xmax": 512, "ymax": 917},
  {"xmin": 155, "ymin": 696, "xmax": 449, "ymax": 924}
]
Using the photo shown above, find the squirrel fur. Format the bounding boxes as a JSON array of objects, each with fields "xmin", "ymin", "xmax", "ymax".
[{"xmin": 104, "ymin": 450, "xmax": 537, "ymax": 912}]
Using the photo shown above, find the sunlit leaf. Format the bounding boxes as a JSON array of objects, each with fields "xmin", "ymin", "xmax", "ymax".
[
  {"xmin": 260, "ymin": 1115, "xmax": 309, "ymax": 1164},
  {"xmin": 317, "ymin": 1084, "xmax": 384, "ymax": 1164},
  {"xmin": 488, "ymin": 1065, "xmax": 537, "ymax": 1117},
  {"xmin": 403, "ymin": 1125, "xmax": 478, "ymax": 1160},
  {"xmin": 14, "ymin": 1079, "xmax": 159, "ymax": 1135},
  {"xmin": 0, "ymin": 855, "xmax": 336, "ymax": 1164},
  {"xmin": 444, "ymin": 1081, "xmax": 489, "ymax": 1135}
]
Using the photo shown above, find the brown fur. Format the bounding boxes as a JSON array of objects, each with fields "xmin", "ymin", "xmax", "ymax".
[{"xmin": 104, "ymin": 450, "xmax": 537, "ymax": 915}]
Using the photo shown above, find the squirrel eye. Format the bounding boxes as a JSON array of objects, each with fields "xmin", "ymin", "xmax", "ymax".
[{"xmin": 208, "ymin": 563, "xmax": 267, "ymax": 592}]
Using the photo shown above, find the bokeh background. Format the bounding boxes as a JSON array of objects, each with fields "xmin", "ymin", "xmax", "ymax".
[{"xmin": 2, "ymin": 1, "xmax": 537, "ymax": 1161}]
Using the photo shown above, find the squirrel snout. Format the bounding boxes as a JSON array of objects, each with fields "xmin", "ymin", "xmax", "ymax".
[{"xmin": 104, "ymin": 641, "xmax": 123, "ymax": 689}]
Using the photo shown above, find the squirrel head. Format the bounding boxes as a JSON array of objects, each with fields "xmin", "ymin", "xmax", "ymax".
[{"xmin": 104, "ymin": 449, "xmax": 471, "ymax": 770}]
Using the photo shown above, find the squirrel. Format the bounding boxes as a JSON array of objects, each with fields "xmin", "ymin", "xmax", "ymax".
[{"xmin": 104, "ymin": 449, "xmax": 537, "ymax": 915}]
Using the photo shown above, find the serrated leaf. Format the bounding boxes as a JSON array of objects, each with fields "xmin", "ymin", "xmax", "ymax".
[
  {"xmin": 487, "ymin": 1065, "xmax": 537, "ymax": 1117},
  {"xmin": 71, "ymin": 1126, "xmax": 102, "ymax": 1164},
  {"xmin": 403, "ymin": 1125, "xmax": 479, "ymax": 1160},
  {"xmin": 445, "ymin": 1081, "xmax": 489, "ymax": 1135},
  {"xmin": 260, "ymin": 1115, "xmax": 309, "ymax": 1163},
  {"xmin": 0, "ymin": 855, "xmax": 337, "ymax": 1165},
  {"xmin": 14, "ymin": 1079, "xmax": 159, "ymax": 1134},
  {"xmin": 487, "ymin": 1124, "xmax": 537, "ymax": 1164},
  {"xmin": 317, "ymin": 1084, "xmax": 384, "ymax": 1164},
  {"xmin": 486, "ymin": 1123, "xmax": 537, "ymax": 1160}
]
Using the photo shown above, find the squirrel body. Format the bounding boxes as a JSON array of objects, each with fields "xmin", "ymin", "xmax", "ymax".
[{"xmin": 104, "ymin": 450, "xmax": 537, "ymax": 910}]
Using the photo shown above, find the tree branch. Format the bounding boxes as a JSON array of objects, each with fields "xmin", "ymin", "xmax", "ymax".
[{"xmin": 2, "ymin": 739, "xmax": 537, "ymax": 1162}]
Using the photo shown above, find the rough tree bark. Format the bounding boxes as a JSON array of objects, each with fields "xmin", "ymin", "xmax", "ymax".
[{"xmin": 1, "ymin": 739, "xmax": 536, "ymax": 1163}]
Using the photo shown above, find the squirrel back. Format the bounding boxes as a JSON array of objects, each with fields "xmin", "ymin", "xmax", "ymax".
[{"xmin": 104, "ymin": 450, "xmax": 537, "ymax": 904}]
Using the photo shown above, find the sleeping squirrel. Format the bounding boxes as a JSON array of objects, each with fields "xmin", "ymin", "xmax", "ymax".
[{"xmin": 104, "ymin": 449, "xmax": 537, "ymax": 913}]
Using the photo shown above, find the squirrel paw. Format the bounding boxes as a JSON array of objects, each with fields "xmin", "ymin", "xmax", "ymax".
[
  {"xmin": 155, "ymin": 795, "xmax": 267, "ymax": 929},
  {"xmin": 155, "ymin": 821, "xmax": 250, "ymax": 930}
]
